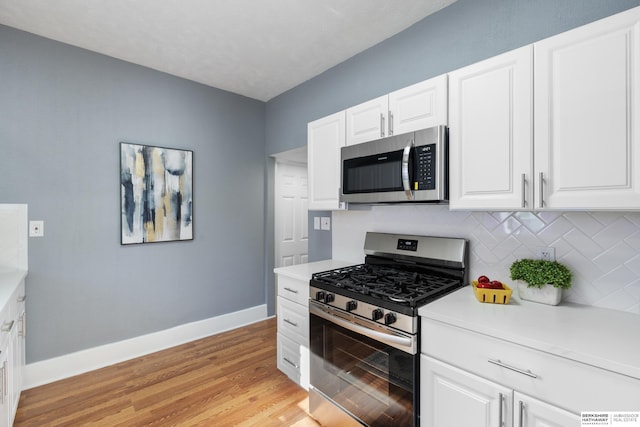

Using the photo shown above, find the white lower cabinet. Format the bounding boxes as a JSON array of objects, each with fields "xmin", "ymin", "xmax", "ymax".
[
  {"xmin": 0, "ymin": 347, "xmax": 8, "ymax": 427},
  {"xmin": 419, "ymin": 317, "xmax": 640, "ymax": 427},
  {"xmin": 0, "ymin": 277, "xmax": 24, "ymax": 427},
  {"xmin": 514, "ymin": 392, "xmax": 580, "ymax": 427},
  {"xmin": 421, "ymin": 355, "xmax": 513, "ymax": 427},
  {"xmin": 421, "ymin": 355, "xmax": 579, "ymax": 427},
  {"xmin": 275, "ymin": 272, "xmax": 311, "ymax": 390}
]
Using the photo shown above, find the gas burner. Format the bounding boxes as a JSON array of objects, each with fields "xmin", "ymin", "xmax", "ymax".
[{"xmin": 312, "ymin": 263, "xmax": 463, "ymax": 313}]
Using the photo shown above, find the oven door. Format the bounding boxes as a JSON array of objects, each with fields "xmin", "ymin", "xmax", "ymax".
[{"xmin": 309, "ymin": 300, "xmax": 418, "ymax": 427}]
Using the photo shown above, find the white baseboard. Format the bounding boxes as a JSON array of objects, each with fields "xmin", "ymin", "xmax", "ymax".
[{"xmin": 23, "ymin": 304, "xmax": 269, "ymax": 390}]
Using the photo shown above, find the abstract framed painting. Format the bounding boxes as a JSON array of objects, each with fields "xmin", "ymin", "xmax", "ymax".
[{"xmin": 120, "ymin": 142, "xmax": 193, "ymax": 244}]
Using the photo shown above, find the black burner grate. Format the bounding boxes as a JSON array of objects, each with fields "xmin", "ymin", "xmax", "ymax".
[{"xmin": 312, "ymin": 264, "xmax": 461, "ymax": 309}]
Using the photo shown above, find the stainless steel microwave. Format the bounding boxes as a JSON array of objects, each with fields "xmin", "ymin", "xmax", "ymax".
[{"xmin": 340, "ymin": 126, "xmax": 448, "ymax": 203}]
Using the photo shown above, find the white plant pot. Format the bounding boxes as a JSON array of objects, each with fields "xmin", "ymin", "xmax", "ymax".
[{"xmin": 516, "ymin": 281, "xmax": 563, "ymax": 306}]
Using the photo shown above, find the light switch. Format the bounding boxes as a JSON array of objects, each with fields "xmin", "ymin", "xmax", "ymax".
[
  {"xmin": 313, "ymin": 217, "xmax": 320, "ymax": 230},
  {"xmin": 321, "ymin": 217, "xmax": 331, "ymax": 231},
  {"xmin": 29, "ymin": 220, "xmax": 44, "ymax": 237}
]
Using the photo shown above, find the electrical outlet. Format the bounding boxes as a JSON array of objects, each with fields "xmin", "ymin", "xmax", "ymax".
[
  {"xmin": 29, "ymin": 220, "xmax": 44, "ymax": 237},
  {"xmin": 320, "ymin": 217, "xmax": 331, "ymax": 231},
  {"xmin": 537, "ymin": 247, "xmax": 555, "ymax": 261}
]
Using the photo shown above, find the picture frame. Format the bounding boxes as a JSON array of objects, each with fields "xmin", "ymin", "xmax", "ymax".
[{"xmin": 120, "ymin": 142, "xmax": 193, "ymax": 244}]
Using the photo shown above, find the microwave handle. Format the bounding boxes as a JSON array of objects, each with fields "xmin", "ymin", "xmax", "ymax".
[{"xmin": 402, "ymin": 139, "xmax": 414, "ymax": 200}]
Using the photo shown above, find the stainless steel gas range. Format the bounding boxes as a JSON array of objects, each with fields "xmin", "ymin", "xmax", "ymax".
[{"xmin": 308, "ymin": 232, "xmax": 468, "ymax": 426}]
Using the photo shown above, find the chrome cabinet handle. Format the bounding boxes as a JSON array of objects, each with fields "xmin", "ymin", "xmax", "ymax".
[
  {"xmin": 380, "ymin": 113, "xmax": 385, "ymax": 137},
  {"xmin": 521, "ymin": 174, "xmax": 527, "ymax": 208},
  {"xmin": 519, "ymin": 400, "xmax": 525, "ymax": 427},
  {"xmin": 498, "ymin": 393, "xmax": 504, "ymax": 427},
  {"xmin": 401, "ymin": 138, "xmax": 414, "ymax": 200},
  {"xmin": 19, "ymin": 312, "xmax": 26, "ymax": 338},
  {"xmin": 1, "ymin": 321, "xmax": 14, "ymax": 332},
  {"xmin": 283, "ymin": 318, "xmax": 298, "ymax": 327},
  {"xmin": 388, "ymin": 110, "xmax": 394, "ymax": 136},
  {"xmin": 539, "ymin": 172, "xmax": 545, "ymax": 208},
  {"xmin": 283, "ymin": 357, "xmax": 298, "ymax": 369},
  {"xmin": 488, "ymin": 359, "xmax": 538, "ymax": 378},
  {"xmin": 283, "ymin": 287, "xmax": 298, "ymax": 294},
  {"xmin": 17, "ymin": 295, "xmax": 26, "ymax": 303},
  {"xmin": 0, "ymin": 360, "xmax": 5, "ymax": 404}
]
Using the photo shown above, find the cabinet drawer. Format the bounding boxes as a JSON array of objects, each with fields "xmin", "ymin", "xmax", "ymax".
[
  {"xmin": 0, "ymin": 303, "xmax": 11, "ymax": 350},
  {"xmin": 277, "ymin": 296, "xmax": 309, "ymax": 344},
  {"xmin": 277, "ymin": 332, "xmax": 301, "ymax": 384},
  {"xmin": 421, "ymin": 318, "xmax": 640, "ymax": 412},
  {"xmin": 277, "ymin": 275, "xmax": 309, "ymax": 306}
]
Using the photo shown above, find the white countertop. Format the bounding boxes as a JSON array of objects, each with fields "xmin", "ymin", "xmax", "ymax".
[
  {"xmin": 274, "ymin": 259, "xmax": 354, "ymax": 281},
  {"xmin": 419, "ymin": 287, "xmax": 640, "ymax": 380},
  {"xmin": 0, "ymin": 267, "xmax": 27, "ymax": 309}
]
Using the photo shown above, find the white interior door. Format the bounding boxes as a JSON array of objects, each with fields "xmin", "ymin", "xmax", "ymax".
[{"xmin": 275, "ymin": 161, "xmax": 308, "ymax": 267}]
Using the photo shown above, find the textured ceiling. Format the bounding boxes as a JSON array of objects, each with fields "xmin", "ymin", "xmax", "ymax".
[{"xmin": 0, "ymin": 0, "xmax": 457, "ymax": 101}]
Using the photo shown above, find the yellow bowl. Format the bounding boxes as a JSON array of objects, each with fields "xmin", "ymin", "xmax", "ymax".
[{"xmin": 472, "ymin": 281, "xmax": 512, "ymax": 304}]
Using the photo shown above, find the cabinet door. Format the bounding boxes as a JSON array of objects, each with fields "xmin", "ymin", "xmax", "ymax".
[
  {"xmin": 308, "ymin": 111, "xmax": 346, "ymax": 210},
  {"xmin": 12, "ymin": 282, "xmax": 25, "ymax": 421},
  {"xmin": 534, "ymin": 7, "xmax": 640, "ymax": 209},
  {"xmin": 421, "ymin": 355, "xmax": 513, "ymax": 427},
  {"xmin": 389, "ymin": 74, "xmax": 448, "ymax": 135},
  {"xmin": 514, "ymin": 392, "xmax": 580, "ymax": 427},
  {"xmin": 0, "ymin": 349, "xmax": 8, "ymax": 427},
  {"xmin": 449, "ymin": 46, "xmax": 533, "ymax": 210},
  {"xmin": 345, "ymin": 95, "xmax": 388, "ymax": 145}
]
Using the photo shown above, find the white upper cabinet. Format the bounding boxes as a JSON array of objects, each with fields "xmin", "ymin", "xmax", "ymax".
[
  {"xmin": 449, "ymin": 46, "xmax": 533, "ymax": 210},
  {"xmin": 307, "ymin": 111, "xmax": 346, "ymax": 210},
  {"xmin": 345, "ymin": 95, "xmax": 388, "ymax": 145},
  {"xmin": 450, "ymin": 5, "xmax": 640, "ymax": 210},
  {"xmin": 534, "ymin": 6, "xmax": 640, "ymax": 209},
  {"xmin": 389, "ymin": 75, "xmax": 448, "ymax": 135},
  {"xmin": 346, "ymin": 74, "xmax": 448, "ymax": 145}
]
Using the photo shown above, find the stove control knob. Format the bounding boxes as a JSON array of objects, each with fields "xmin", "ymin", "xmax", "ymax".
[
  {"xmin": 384, "ymin": 313, "xmax": 397, "ymax": 326},
  {"xmin": 315, "ymin": 291, "xmax": 325, "ymax": 302},
  {"xmin": 372, "ymin": 309, "xmax": 384, "ymax": 321},
  {"xmin": 324, "ymin": 293, "xmax": 335, "ymax": 304},
  {"xmin": 346, "ymin": 300, "xmax": 357, "ymax": 312}
]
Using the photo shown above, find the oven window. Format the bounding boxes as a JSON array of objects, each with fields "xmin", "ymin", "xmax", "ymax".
[{"xmin": 310, "ymin": 313, "xmax": 416, "ymax": 426}]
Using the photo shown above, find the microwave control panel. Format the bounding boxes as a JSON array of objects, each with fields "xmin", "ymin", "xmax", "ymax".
[{"xmin": 414, "ymin": 144, "xmax": 436, "ymax": 190}]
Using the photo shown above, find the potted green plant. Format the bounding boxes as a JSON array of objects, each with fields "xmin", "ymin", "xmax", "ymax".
[{"xmin": 509, "ymin": 259, "xmax": 572, "ymax": 305}]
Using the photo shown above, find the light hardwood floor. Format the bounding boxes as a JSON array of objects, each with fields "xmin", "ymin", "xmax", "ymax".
[{"xmin": 15, "ymin": 317, "xmax": 320, "ymax": 426}]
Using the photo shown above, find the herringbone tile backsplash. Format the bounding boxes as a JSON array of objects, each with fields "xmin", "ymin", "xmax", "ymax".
[{"xmin": 333, "ymin": 205, "xmax": 640, "ymax": 314}]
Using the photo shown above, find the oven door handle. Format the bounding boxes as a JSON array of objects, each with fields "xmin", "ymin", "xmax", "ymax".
[
  {"xmin": 310, "ymin": 302, "xmax": 416, "ymax": 354},
  {"xmin": 401, "ymin": 138, "xmax": 414, "ymax": 201}
]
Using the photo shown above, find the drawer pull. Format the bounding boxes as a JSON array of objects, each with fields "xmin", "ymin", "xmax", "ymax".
[
  {"xmin": 17, "ymin": 295, "xmax": 26, "ymax": 303},
  {"xmin": 488, "ymin": 359, "xmax": 538, "ymax": 378},
  {"xmin": 284, "ymin": 319, "xmax": 298, "ymax": 327},
  {"xmin": 1, "ymin": 321, "xmax": 14, "ymax": 332},
  {"xmin": 283, "ymin": 287, "xmax": 299, "ymax": 294},
  {"xmin": 283, "ymin": 357, "xmax": 299, "ymax": 369}
]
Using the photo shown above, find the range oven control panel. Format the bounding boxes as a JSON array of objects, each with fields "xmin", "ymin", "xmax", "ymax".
[{"xmin": 310, "ymin": 286, "xmax": 418, "ymax": 335}]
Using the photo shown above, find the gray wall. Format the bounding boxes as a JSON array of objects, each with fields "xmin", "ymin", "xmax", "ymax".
[{"xmin": 0, "ymin": 26, "xmax": 266, "ymax": 363}]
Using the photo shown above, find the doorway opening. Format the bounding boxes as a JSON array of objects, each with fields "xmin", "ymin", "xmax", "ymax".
[{"xmin": 273, "ymin": 146, "xmax": 308, "ymax": 268}]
